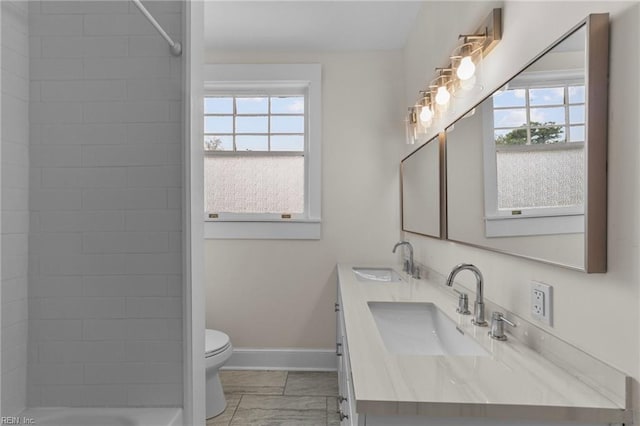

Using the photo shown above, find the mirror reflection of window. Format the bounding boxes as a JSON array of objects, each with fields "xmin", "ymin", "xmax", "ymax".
[
  {"xmin": 483, "ymin": 26, "xmax": 586, "ymax": 236},
  {"xmin": 491, "ymin": 83, "xmax": 586, "ymax": 212},
  {"xmin": 445, "ymin": 15, "xmax": 608, "ymax": 272}
]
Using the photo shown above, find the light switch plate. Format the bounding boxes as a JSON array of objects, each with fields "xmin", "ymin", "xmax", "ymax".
[{"xmin": 531, "ymin": 281, "xmax": 552, "ymax": 326}]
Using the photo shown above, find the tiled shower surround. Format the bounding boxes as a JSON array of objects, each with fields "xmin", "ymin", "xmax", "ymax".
[
  {"xmin": 27, "ymin": 1, "xmax": 183, "ymax": 407},
  {"xmin": 1, "ymin": 0, "xmax": 30, "ymax": 415}
]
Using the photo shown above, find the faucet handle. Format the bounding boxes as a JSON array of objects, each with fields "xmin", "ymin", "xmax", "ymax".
[
  {"xmin": 489, "ymin": 311, "xmax": 516, "ymax": 341},
  {"xmin": 453, "ymin": 289, "xmax": 471, "ymax": 315}
]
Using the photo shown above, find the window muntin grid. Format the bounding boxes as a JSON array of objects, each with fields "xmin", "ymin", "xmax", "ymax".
[
  {"xmin": 204, "ymin": 95, "xmax": 305, "ymax": 153},
  {"xmin": 488, "ymin": 83, "xmax": 586, "ymax": 213},
  {"xmin": 203, "ymin": 95, "xmax": 307, "ymax": 217},
  {"xmin": 492, "ymin": 84, "xmax": 585, "ymax": 147}
]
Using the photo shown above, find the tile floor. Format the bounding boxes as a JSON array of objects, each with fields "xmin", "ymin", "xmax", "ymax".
[{"xmin": 207, "ymin": 370, "xmax": 340, "ymax": 426}]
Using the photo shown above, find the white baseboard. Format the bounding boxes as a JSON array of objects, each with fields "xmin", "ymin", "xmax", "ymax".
[{"xmin": 221, "ymin": 348, "xmax": 337, "ymax": 371}]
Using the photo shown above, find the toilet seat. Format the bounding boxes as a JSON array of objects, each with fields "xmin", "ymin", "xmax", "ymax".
[{"xmin": 206, "ymin": 329, "xmax": 231, "ymax": 358}]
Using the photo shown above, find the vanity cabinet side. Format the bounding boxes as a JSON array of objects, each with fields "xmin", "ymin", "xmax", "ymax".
[{"xmin": 336, "ymin": 280, "xmax": 361, "ymax": 426}]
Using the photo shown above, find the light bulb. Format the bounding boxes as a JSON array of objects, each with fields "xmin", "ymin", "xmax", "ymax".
[
  {"xmin": 435, "ymin": 86, "xmax": 450, "ymax": 105},
  {"xmin": 419, "ymin": 105, "xmax": 433, "ymax": 123},
  {"xmin": 456, "ymin": 56, "xmax": 476, "ymax": 81}
]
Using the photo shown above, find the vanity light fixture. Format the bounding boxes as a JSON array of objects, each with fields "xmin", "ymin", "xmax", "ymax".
[
  {"xmin": 403, "ymin": 8, "xmax": 502, "ymax": 144},
  {"xmin": 452, "ymin": 42, "xmax": 482, "ymax": 81},
  {"xmin": 454, "ymin": 30, "xmax": 489, "ymax": 81},
  {"xmin": 405, "ymin": 106, "xmax": 418, "ymax": 144},
  {"xmin": 433, "ymin": 72, "xmax": 452, "ymax": 106},
  {"xmin": 418, "ymin": 92, "xmax": 434, "ymax": 124},
  {"xmin": 457, "ymin": 56, "xmax": 476, "ymax": 80},
  {"xmin": 419, "ymin": 104, "xmax": 434, "ymax": 123},
  {"xmin": 435, "ymin": 85, "xmax": 451, "ymax": 106}
]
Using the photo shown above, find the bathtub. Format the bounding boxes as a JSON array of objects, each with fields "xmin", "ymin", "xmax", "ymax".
[{"xmin": 18, "ymin": 407, "xmax": 182, "ymax": 426}]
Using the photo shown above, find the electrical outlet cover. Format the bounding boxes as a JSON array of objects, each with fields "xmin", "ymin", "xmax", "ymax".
[{"xmin": 531, "ymin": 281, "xmax": 552, "ymax": 326}]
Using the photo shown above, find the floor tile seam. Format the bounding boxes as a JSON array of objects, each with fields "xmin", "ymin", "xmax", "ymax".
[
  {"xmin": 234, "ymin": 396, "xmax": 329, "ymax": 412},
  {"xmin": 283, "ymin": 370, "xmax": 289, "ymax": 395},
  {"xmin": 241, "ymin": 394, "xmax": 329, "ymax": 400},
  {"xmin": 284, "ymin": 392, "xmax": 339, "ymax": 397},
  {"xmin": 234, "ymin": 407, "xmax": 328, "ymax": 412},
  {"xmin": 224, "ymin": 387, "xmax": 285, "ymax": 393},
  {"xmin": 228, "ymin": 393, "xmax": 243, "ymax": 423}
]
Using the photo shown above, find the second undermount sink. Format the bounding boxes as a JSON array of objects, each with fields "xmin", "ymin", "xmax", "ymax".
[
  {"xmin": 368, "ymin": 302, "xmax": 488, "ymax": 357},
  {"xmin": 352, "ymin": 267, "xmax": 403, "ymax": 283}
]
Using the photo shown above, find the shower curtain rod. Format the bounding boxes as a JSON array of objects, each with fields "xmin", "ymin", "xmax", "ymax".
[{"xmin": 131, "ymin": 0, "xmax": 182, "ymax": 56}]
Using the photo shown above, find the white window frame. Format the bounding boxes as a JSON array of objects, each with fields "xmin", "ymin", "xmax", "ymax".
[
  {"xmin": 482, "ymin": 70, "xmax": 585, "ymax": 238},
  {"xmin": 203, "ymin": 64, "xmax": 322, "ymax": 240}
]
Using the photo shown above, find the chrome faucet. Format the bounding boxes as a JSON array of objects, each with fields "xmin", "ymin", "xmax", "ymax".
[
  {"xmin": 446, "ymin": 263, "xmax": 487, "ymax": 326},
  {"xmin": 392, "ymin": 241, "xmax": 418, "ymax": 278}
]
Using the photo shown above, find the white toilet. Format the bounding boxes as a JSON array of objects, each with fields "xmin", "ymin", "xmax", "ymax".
[{"xmin": 205, "ymin": 329, "xmax": 233, "ymax": 419}]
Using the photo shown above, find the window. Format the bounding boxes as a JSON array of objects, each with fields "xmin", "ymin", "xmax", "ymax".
[
  {"xmin": 492, "ymin": 84, "xmax": 586, "ymax": 148},
  {"xmin": 203, "ymin": 64, "xmax": 321, "ymax": 239},
  {"xmin": 482, "ymin": 72, "xmax": 585, "ymax": 237},
  {"xmin": 204, "ymin": 95, "xmax": 306, "ymax": 215}
]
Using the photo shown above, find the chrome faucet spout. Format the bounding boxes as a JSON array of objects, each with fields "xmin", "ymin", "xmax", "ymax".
[
  {"xmin": 446, "ymin": 263, "xmax": 487, "ymax": 326},
  {"xmin": 392, "ymin": 241, "xmax": 416, "ymax": 278}
]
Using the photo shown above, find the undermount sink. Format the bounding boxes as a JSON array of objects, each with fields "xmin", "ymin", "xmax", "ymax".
[
  {"xmin": 368, "ymin": 302, "xmax": 488, "ymax": 357},
  {"xmin": 352, "ymin": 267, "xmax": 403, "ymax": 283}
]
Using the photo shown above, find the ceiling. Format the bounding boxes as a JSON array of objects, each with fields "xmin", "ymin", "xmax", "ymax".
[{"xmin": 203, "ymin": 1, "xmax": 423, "ymax": 51}]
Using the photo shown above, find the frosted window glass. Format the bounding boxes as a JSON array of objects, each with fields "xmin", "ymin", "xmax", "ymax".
[
  {"xmin": 496, "ymin": 148, "xmax": 584, "ymax": 210},
  {"xmin": 205, "ymin": 156, "xmax": 304, "ymax": 213}
]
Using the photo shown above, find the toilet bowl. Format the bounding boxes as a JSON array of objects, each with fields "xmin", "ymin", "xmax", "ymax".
[{"xmin": 205, "ymin": 329, "xmax": 233, "ymax": 419}]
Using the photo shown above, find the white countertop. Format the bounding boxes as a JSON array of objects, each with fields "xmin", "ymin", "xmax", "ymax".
[{"xmin": 337, "ymin": 263, "xmax": 630, "ymax": 423}]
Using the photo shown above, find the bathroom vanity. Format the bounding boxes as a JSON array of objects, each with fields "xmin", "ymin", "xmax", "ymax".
[{"xmin": 335, "ymin": 264, "xmax": 629, "ymax": 426}]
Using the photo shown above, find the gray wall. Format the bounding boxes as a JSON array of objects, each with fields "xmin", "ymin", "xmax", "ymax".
[
  {"xmin": 27, "ymin": 0, "xmax": 183, "ymax": 407},
  {"xmin": 1, "ymin": 0, "xmax": 30, "ymax": 416}
]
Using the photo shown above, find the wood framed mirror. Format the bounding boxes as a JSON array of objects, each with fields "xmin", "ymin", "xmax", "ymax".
[
  {"xmin": 401, "ymin": 134, "xmax": 446, "ymax": 239},
  {"xmin": 444, "ymin": 14, "xmax": 608, "ymax": 272}
]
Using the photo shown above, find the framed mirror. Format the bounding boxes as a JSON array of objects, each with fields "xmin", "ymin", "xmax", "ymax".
[
  {"xmin": 445, "ymin": 14, "xmax": 608, "ymax": 272},
  {"xmin": 401, "ymin": 135, "xmax": 446, "ymax": 238}
]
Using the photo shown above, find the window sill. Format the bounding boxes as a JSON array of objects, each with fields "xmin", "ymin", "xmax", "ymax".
[
  {"xmin": 204, "ymin": 220, "xmax": 321, "ymax": 240},
  {"xmin": 485, "ymin": 214, "xmax": 583, "ymax": 237}
]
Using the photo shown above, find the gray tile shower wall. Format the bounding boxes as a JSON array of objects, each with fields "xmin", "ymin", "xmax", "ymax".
[
  {"xmin": 27, "ymin": 1, "xmax": 183, "ymax": 407},
  {"xmin": 1, "ymin": 0, "xmax": 30, "ymax": 416}
]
